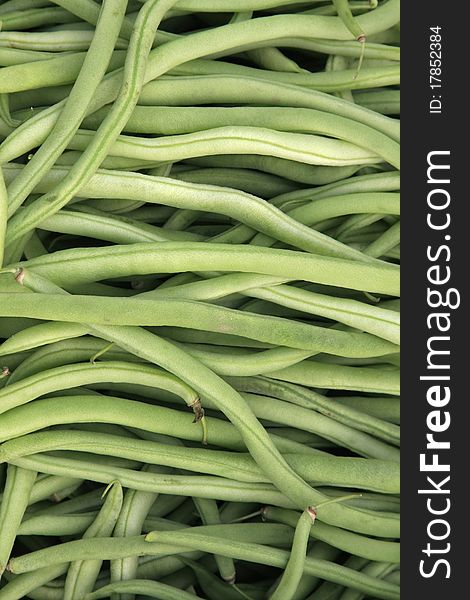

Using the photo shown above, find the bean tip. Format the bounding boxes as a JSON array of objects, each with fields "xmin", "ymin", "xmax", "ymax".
[
  {"xmin": 307, "ymin": 506, "xmax": 317, "ymax": 522},
  {"xmin": 14, "ymin": 268, "xmax": 25, "ymax": 285}
]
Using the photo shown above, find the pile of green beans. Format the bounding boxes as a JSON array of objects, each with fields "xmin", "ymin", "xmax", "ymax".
[{"xmin": 0, "ymin": 0, "xmax": 400, "ymax": 598}]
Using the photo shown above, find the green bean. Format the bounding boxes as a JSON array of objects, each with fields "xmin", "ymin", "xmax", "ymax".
[
  {"xmin": 332, "ymin": 0, "xmax": 366, "ymax": 42},
  {"xmin": 245, "ymin": 44, "xmax": 303, "ymax": 72},
  {"xmin": 186, "ymin": 157, "xmax": 363, "ymax": 186},
  {"xmin": 145, "ymin": 272, "xmax": 288, "ymax": 302},
  {"xmin": 0, "ymin": 0, "xmax": 52, "ymax": 15},
  {"xmin": 0, "ymin": 394, "xmax": 224, "ymax": 446},
  {"xmin": 354, "ymin": 89, "xmax": 400, "ymax": 114},
  {"xmin": 0, "ymin": 292, "xmax": 398, "ymax": 356},
  {"xmin": 0, "ymin": 30, "xmax": 127, "ymax": 52},
  {"xmin": 8, "ymin": 523, "xmax": 294, "ymax": 572},
  {"xmin": 136, "ymin": 553, "xmax": 202, "ymax": 585},
  {"xmin": 228, "ymin": 377, "xmax": 399, "ymax": 445},
  {"xmin": 363, "ymin": 220, "xmax": 400, "ymax": 258},
  {"xmin": 80, "ymin": 105, "xmax": 399, "ymax": 167},
  {"xmin": 129, "ymin": 403, "xmax": 316, "ymax": 458},
  {"xmin": 0, "ymin": 52, "xmax": 127, "ymax": 94},
  {"xmin": 334, "ymin": 396, "xmax": 400, "ymax": 424},
  {"xmin": 215, "ymin": 173, "xmax": 400, "ymax": 245},
  {"xmin": 173, "ymin": 167, "xmax": 297, "ymax": 198},
  {"xmin": 264, "ymin": 507, "xmax": 399, "ymax": 563},
  {"xmin": 110, "ymin": 467, "xmax": 160, "ymax": 600},
  {"xmin": 266, "ymin": 173, "xmax": 400, "ymax": 212},
  {"xmin": 176, "ymin": 558, "xmax": 244, "ymax": 600},
  {"xmin": 337, "ymin": 561, "xmax": 396, "ymax": 600},
  {"xmin": 270, "ymin": 508, "xmax": 315, "ymax": 600},
  {"xmin": 325, "ymin": 54, "xmax": 355, "ymax": 103},
  {"xmin": 11, "ymin": 73, "xmax": 399, "ymax": 140},
  {"xmin": 173, "ymin": 345, "xmax": 314, "ymax": 376},
  {"xmin": 0, "ymin": 46, "xmax": 69, "ymax": 68},
  {"xmin": 0, "ymin": 564, "xmax": 68, "ymax": 600},
  {"xmin": 266, "ymin": 360, "xmax": 400, "ymax": 395},
  {"xmin": 34, "ymin": 487, "xmax": 104, "ymax": 516},
  {"xmin": 1, "ymin": 337, "xmax": 140, "ymax": 386},
  {"xmin": 38, "ymin": 208, "xmax": 203, "ymax": 242},
  {"xmin": 0, "ymin": 359, "xmax": 200, "ymax": 414},
  {"xmin": 39, "ymin": 205, "xmax": 203, "ymax": 238},
  {"xmin": 23, "ymin": 231, "xmax": 49, "ymax": 260},
  {"xmin": 86, "ymin": 579, "xmax": 205, "ymax": 600},
  {"xmin": 251, "ymin": 192, "xmax": 399, "ymax": 249},
  {"xmin": 8, "ymin": 241, "xmax": 400, "ymax": 295},
  {"xmin": 260, "ymin": 36, "xmax": 398, "ymax": 61},
  {"xmin": 273, "ymin": 191, "xmax": 399, "ymax": 228},
  {"xmin": 335, "ymin": 213, "xmax": 385, "ymax": 240},
  {"xmin": 66, "ymin": 126, "xmax": 381, "ymax": 167},
  {"xmin": 384, "ymin": 570, "xmax": 400, "ymax": 586},
  {"xmin": 0, "ymin": 465, "xmax": 37, "ymax": 576},
  {"xmin": 25, "ymin": 474, "xmax": 83, "ymax": 506},
  {"xmin": 0, "ymin": 393, "xmax": 316, "ymax": 460},
  {"xmin": 173, "ymin": 59, "xmax": 399, "ymax": 92},
  {"xmin": 164, "ymin": 499, "xmax": 196, "ymax": 525},
  {"xmin": 237, "ymin": 393, "xmax": 399, "ymax": 461},
  {"xmin": 143, "ymin": 530, "xmax": 400, "ymax": 600},
  {"xmin": 4, "ymin": 164, "xmax": 382, "ymax": 264},
  {"xmin": 45, "ymin": 478, "xmax": 83, "ymax": 503},
  {"xmin": 193, "ymin": 497, "xmax": 236, "ymax": 583},
  {"xmin": 307, "ymin": 578, "xmax": 346, "ymax": 599},
  {"xmin": 85, "ymin": 124, "xmax": 375, "ymax": 170},
  {"xmin": 148, "ymin": 495, "xmax": 187, "ymax": 519},
  {"xmin": 173, "ymin": 0, "xmax": 341, "ymax": 11},
  {"xmin": 0, "ymin": 5, "xmax": 401, "ymax": 587},
  {"xmin": 290, "ymin": 543, "xmax": 342, "ymax": 600},
  {"xmin": 0, "ymin": 94, "xmax": 16, "ymax": 134},
  {"xmin": 155, "ymin": 274, "xmax": 399, "ymax": 344},
  {"xmin": 49, "ymin": 0, "xmax": 126, "ymax": 32},
  {"xmin": 19, "ymin": 513, "xmax": 96, "ymax": 537},
  {"xmin": 306, "ymin": 1, "xmax": 377, "ymax": 15},
  {"xmin": 62, "ymin": 481, "xmax": 122, "ymax": 600},
  {"xmin": 0, "ymin": 7, "xmax": 78, "ymax": 31},
  {"xmin": 5, "ymin": 0, "xmax": 128, "ymax": 221},
  {"xmin": 0, "ymin": 322, "xmax": 88, "ymax": 357},
  {"xmin": 55, "ymin": 151, "xmax": 165, "ymax": 173}
]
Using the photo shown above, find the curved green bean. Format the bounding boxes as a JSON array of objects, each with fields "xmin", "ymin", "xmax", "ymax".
[
  {"xmin": 266, "ymin": 360, "xmax": 400, "ymax": 394},
  {"xmin": 86, "ymin": 579, "xmax": 204, "ymax": 600},
  {"xmin": 0, "ymin": 292, "xmax": 398, "ymax": 356},
  {"xmin": 0, "ymin": 430, "xmax": 400, "ymax": 493},
  {"xmin": 110, "ymin": 468, "xmax": 160, "ymax": 600},
  {"xmin": 0, "ymin": 321, "xmax": 89, "ymax": 357},
  {"xmin": 143, "ymin": 530, "xmax": 400, "ymax": 600},
  {"xmin": 63, "ymin": 481, "xmax": 123, "ymax": 600},
  {"xmin": 10, "ymin": 241, "xmax": 400, "ymax": 295},
  {"xmin": 270, "ymin": 508, "xmax": 315, "ymax": 600},
  {"xmin": 79, "ymin": 105, "xmax": 399, "ymax": 167},
  {"xmin": 4, "ymin": 163, "xmax": 386, "ymax": 263},
  {"xmin": 0, "ymin": 464, "xmax": 37, "ymax": 575}
]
